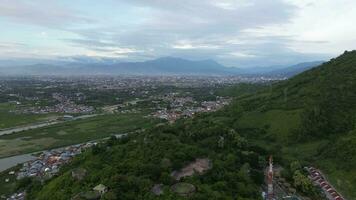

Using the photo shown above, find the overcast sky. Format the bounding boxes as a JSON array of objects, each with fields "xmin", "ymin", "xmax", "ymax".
[{"xmin": 0, "ymin": 0, "xmax": 355, "ymax": 67}]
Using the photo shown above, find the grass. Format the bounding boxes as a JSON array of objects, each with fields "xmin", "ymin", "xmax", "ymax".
[
  {"xmin": 0, "ymin": 103, "xmax": 58, "ymax": 130},
  {"xmin": 236, "ymin": 109, "xmax": 302, "ymax": 142},
  {"xmin": 280, "ymin": 140, "xmax": 327, "ymax": 162},
  {"xmin": 171, "ymin": 183, "xmax": 195, "ymax": 195},
  {"xmin": 0, "ymin": 112, "xmax": 158, "ymax": 158}
]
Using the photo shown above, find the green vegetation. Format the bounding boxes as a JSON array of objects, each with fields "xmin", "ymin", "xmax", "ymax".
[
  {"xmin": 0, "ymin": 113, "xmax": 157, "ymax": 158},
  {"xmin": 171, "ymin": 183, "xmax": 195, "ymax": 196},
  {"xmin": 0, "ymin": 165, "xmax": 21, "ymax": 196},
  {"xmin": 223, "ymin": 50, "xmax": 356, "ymax": 198},
  {"xmin": 217, "ymin": 83, "xmax": 269, "ymax": 98},
  {"xmin": 0, "ymin": 103, "xmax": 57, "ymax": 129},
  {"xmin": 4, "ymin": 51, "xmax": 356, "ymax": 199},
  {"xmin": 25, "ymin": 119, "xmax": 265, "ymax": 200}
]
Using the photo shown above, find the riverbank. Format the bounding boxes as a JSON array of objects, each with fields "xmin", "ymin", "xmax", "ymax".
[
  {"xmin": 0, "ymin": 114, "xmax": 99, "ymax": 136},
  {"xmin": 0, "ymin": 112, "xmax": 154, "ymax": 158},
  {"xmin": 0, "ymin": 154, "xmax": 37, "ymax": 172}
]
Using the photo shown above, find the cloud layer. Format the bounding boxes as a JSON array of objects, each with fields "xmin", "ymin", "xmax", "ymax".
[{"xmin": 0, "ymin": 0, "xmax": 355, "ymax": 67}]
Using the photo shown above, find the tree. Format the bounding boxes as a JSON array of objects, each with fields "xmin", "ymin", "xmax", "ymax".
[
  {"xmin": 293, "ymin": 170, "xmax": 313, "ymax": 194},
  {"xmin": 290, "ymin": 161, "xmax": 302, "ymax": 172}
]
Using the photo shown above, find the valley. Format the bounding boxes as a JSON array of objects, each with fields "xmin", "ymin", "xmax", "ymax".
[
  {"xmin": 1, "ymin": 1, "xmax": 355, "ymax": 199},
  {"xmin": 0, "ymin": 52, "xmax": 355, "ymax": 199}
]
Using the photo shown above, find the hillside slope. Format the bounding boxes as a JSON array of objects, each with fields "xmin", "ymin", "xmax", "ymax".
[
  {"xmin": 265, "ymin": 61, "xmax": 324, "ymax": 77},
  {"xmin": 230, "ymin": 50, "xmax": 356, "ymax": 198},
  {"xmin": 23, "ymin": 118, "xmax": 265, "ymax": 200},
  {"xmin": 235, "ymin": 50, "xmax": 356, "ymax": 138}
]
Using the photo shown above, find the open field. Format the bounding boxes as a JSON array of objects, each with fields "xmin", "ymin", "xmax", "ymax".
[
  {"xmin": 0, "ymin": 113, "xmax": 158, "ymax": 158},
  {"xmin": 0, "ymin": 103, "xmax": 59, "ymax": 130},
  {"xmin": 236, "ymin": 109, "xmax": 302, "ymax": 142}
]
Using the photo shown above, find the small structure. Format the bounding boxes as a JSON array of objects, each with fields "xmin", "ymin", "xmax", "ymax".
[
  {"xmin": 63, "ymin": 115, "xmax": 74, "ymax": 121},
  {"xmin": 93, "ymin": 184, "xmax": 107, "ymax": 194},
  {"xmin": 171, "ymin": 183, "xmax": 196, "ymax": 197}
]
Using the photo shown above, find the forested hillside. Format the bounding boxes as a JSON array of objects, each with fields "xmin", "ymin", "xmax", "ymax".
[
  {"xmin": 227, "ymin": 50, "xmax": 356, "ymax": 198},
  {"xmin": 24, "ymin": 117, "xmax": 265, "ymax": 200}
]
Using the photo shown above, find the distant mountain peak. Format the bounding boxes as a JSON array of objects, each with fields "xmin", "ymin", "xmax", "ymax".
[{"xmin": 0, "ymin": 56, "xmax": 324, "ymax": 76}]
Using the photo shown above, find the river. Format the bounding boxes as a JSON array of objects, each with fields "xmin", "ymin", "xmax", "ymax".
[
  {"xmin": 0, "ymin": 125, "xmax": 125, "ymax": 173},
  {"xmin": 0, "ymin": 153, "xmax": 37, "ymax": 172}
]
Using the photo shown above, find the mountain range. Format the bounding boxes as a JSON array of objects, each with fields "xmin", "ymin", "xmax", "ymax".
[{"xmin": 0, "ymin": 57, "xmax": 323, "ymax": 77}]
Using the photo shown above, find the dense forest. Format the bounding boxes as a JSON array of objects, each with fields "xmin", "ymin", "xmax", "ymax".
[{"xmin": 23, "ymin": 116, "xmax": 266, "ymax": 200}]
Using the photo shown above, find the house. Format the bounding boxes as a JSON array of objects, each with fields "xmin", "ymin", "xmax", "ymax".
[{"xmin": 93, "ymin": 184, "xmax": 107, "ymax": 194}]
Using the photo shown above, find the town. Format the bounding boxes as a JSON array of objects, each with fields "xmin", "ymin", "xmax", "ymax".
[
  {"xmin": 151, "ymin": 94, "xmax": 231, "ymax": 123},
  {"xmin": 13, "ymin": 93, "xmax": 94, "ymax": 114},
  {"xmin": 3, "ymin": 142, "xmax": 97, "ymax": 200},
  {"xmin": 17, "ymin": 142, "xmax": 96, "ymax": 179}
]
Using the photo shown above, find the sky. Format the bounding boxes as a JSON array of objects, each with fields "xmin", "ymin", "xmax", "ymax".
[{"xmin": 0, "ymin": 0, "xmax": 355, "ymax": 67}]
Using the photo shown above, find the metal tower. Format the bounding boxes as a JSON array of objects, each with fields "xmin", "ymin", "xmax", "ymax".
[{"xmin": 267, "ymin": 156, "xmax": 274, "ymax": 200}]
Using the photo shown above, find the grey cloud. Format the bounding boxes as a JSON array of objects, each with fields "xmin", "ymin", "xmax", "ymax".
[
  {"xmin": 0, "ymin": 0, "xmax": 93, "ymax": 28},
  {"xmin": 0, "ymin": 42, "xmax": 27, "ymax": 48},
  {"xmin": 62, "ymin": 0, "xmax": 299, "ymax": 65},
  {"xmin": 64, "ymin": 39, "xmax": 119, "ymax": 49},
  {"xmin": 1, "ymin": 0, "xmax": 330, "ymax": 66}
]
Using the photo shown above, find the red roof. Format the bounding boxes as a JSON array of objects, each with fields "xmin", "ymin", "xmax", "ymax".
[
  {"xmin": 327, "ymin": 188, "xmax": 333, "ymax": 192},
  {"xmin": 331, "ymin": 192, "xmax": 338, "ymax": 197},
  {"xmin": 312, "ymin": 176, "xmax": 321, "ymax": 181}
]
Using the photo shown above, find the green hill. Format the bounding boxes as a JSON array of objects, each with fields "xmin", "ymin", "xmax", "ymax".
[
  {"xmin": 23, "ymin": 120, "xmax": 266, "ymax": 200},
  {"xmin": 234, "ymin": 50, "xmax": 356, "ymax": 138},
  {"xmin": 228, "ymin": 50, "xmax": 356, "ymax": 198}
]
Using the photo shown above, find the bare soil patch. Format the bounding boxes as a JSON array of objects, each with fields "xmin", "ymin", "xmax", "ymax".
[{"xmin": 171, "ymin": 158, "xmax": 212, "ymax": 181}]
